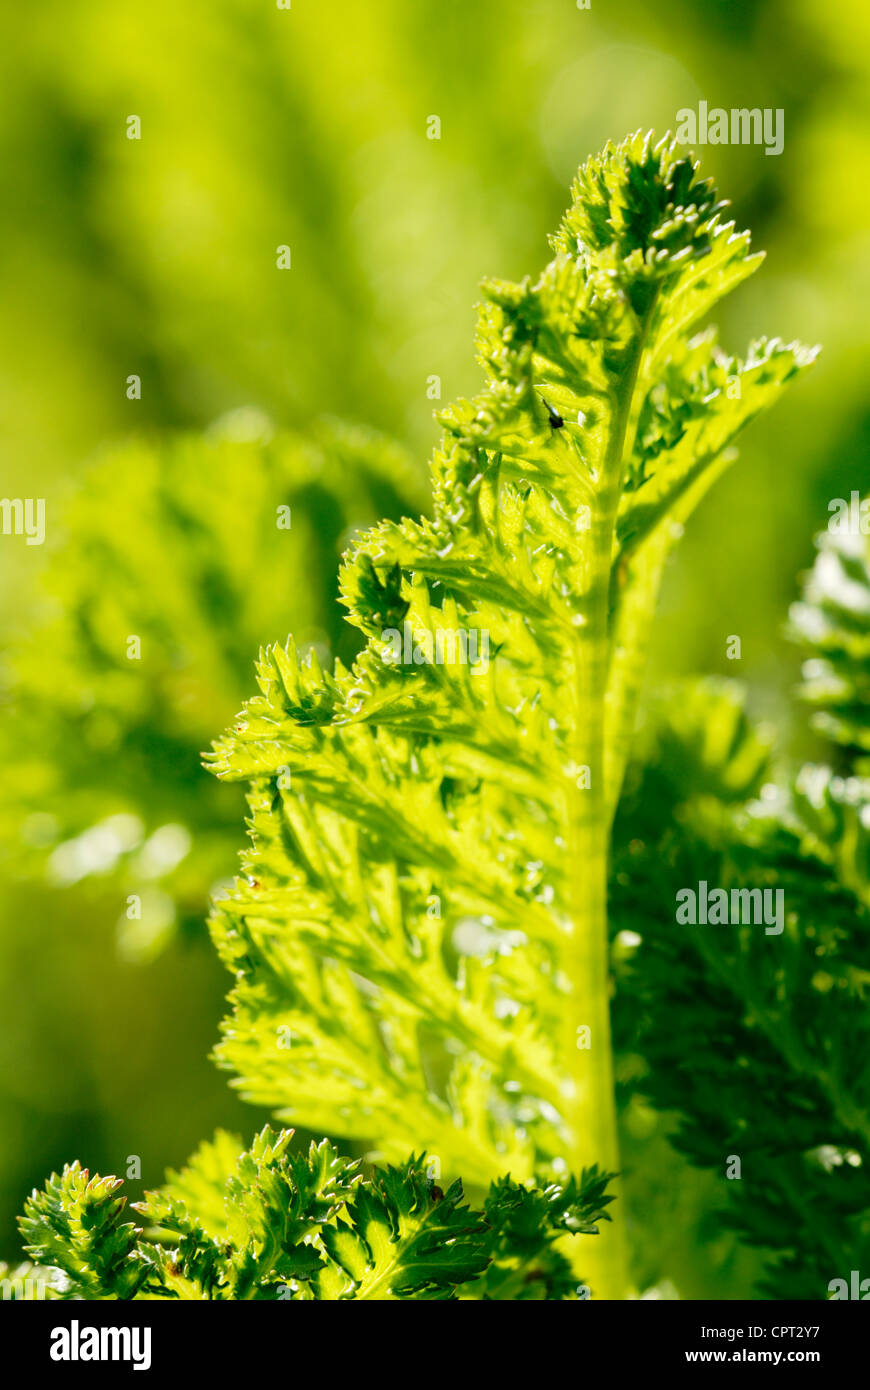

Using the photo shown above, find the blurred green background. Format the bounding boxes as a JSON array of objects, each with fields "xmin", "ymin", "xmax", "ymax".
[{"xmin": 1, "ymin": 0, "xmax": 868, "ymax": 1297}]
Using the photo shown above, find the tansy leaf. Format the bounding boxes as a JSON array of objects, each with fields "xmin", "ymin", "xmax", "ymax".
[
  {"xmin": 206, "ymin": 133, "xmax": 813, "ymax": 1298},
  {"xmin": 0, "ymin": 420, "xmax": 420, "ymax": 956},
  {"xmin": 20, "ymin": 1130, "xmax": 608, "ymax": 1301},
  {"xmin": 790, "ymin": 507, "xmax": 870, "ymax": 771},
  {"xmin": 612, "ymin": 677, "xmax": 870, "ymax": 1299}
]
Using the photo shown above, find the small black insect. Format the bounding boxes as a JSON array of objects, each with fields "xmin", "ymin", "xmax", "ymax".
[{"xmin": 540, "ymin": 395, "xmax": 564, "ymax": 429}]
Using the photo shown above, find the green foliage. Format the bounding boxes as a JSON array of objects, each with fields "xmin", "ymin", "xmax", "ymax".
[
  {"xmin": 20, "ymin": 1164, "xmax": 154, "ymax": 1300},
  {"xmin": 612, "ymin": 664, "xmax": 870, "ymax": 1299},
  {"xmin": 1, "ymin": 419, "xmax": 419, "ymax": 957},
  {"xmin": 20, "ymin": 1127, "xmax": 611, "ymax": 1301},
  {"xmin": 13, "ymin": 134, "xmax": 817, "ymax": 1300},
  {"xmin": 628, "ymin": 677, "xmax": 774, "ymax": 808},
  {"xmin": 790, "ymin": 520, "xmax": 870, "ymax": 771},
  {"xmin": 204, "ymin": 135, "xmax": 811, "ymax": 1302},
  {"xmin": 471, "ymin": 1167, "xmax": 615, "ymax": 1300},
  {"xmin": 4, "ymin": 0, "xmax": 867, "ymax": 1301}
]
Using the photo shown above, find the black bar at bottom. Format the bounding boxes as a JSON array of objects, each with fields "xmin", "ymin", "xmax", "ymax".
[{"xmin": 2, "ymin": 1297, "xmax": 866, "ymax": 1376}]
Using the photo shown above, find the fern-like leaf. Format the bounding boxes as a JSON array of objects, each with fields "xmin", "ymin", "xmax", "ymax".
[
  {"xmin": 0, "ymin": 420, "xmax": 419, "ymax": 957},
  {"xmin": 790, "ymin": 510, "xmax": 870, "ymax": 770},
  {"xmin": 206, "ymin": 133, "xmax": 814, "ymax": 1296},
  {"xmin": 20, "ymin": 1164, "xmax": 158, "ymax": 1300},
  {"xmin": 20, "ymin": 1128, "xmax": 608, "ymax": 1301},
  {"xmin": 612, "ymin": 681, "xmax": 870, "ymax": 1298}
]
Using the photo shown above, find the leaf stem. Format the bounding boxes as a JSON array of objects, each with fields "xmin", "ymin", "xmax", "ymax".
[{"xmin": 563, "ymin": 312, "xmax": 655, "ymax": 1298}]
